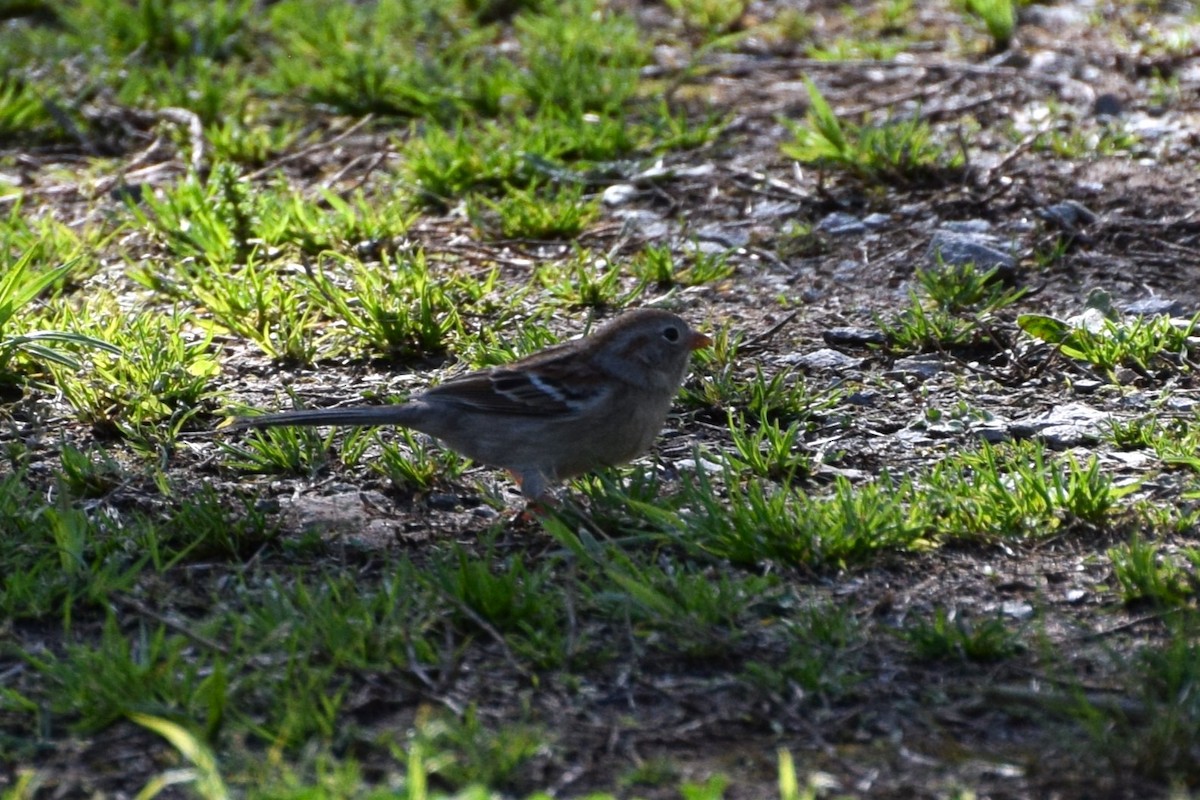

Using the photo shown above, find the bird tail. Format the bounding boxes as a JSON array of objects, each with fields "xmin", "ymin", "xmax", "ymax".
[{"xmin": 235, "ymin": 405, "xmax": 420, "ymax": 429}]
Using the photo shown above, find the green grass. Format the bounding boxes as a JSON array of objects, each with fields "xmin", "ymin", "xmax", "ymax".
[
  {"xmin": 50, "ymin": 303, "xmax": 220, "ymax": 436},
  {"xmin": 726, "ymin": 411, "xmax": 814, "ymax": 481},
  {"xmin": 373, "ymin": 429, "xmax": 470, "ymax": 492},
  {"xmin": 565, "ymin": 438, "xmax": 1130, "ymax": 573},
  {"xmin": 469, "ymin": 181, "xmax": 600, "ymax": 240},
  {"xmin": 902, "ymin": 608, "xmax": 1021, "ymax": 662},
  {"xmin": 881, "ymin": 262, "xmax": 1026, "ymax": 354},
  {"xmin": 1108, "ymin": 535, "xmax": 1198, "ymax": 608},
  {"xmin": 0, "ymin": 78, "xmax": 63, "ymax": 143},
  {"xmin": 1072, "ymin": 619, "xmax": 1200, "ymax": 784},
  {"xmin": 0, "ymin": 251, "xmax": 120, "ymax": 385},
  {"xmin": 1019, "ymin": 310, "xmax": 1197, "ymax": 382},
  {"xmin": 222, "ymin": 423, "xmax": 337, "ymax": 476},
  {"xmin": 663, "ymin": 0, "xmax": 748, "ymax": 33},
  {"xmin": 1, "ymin": 0, "xmax": 1196, "ymax": 795},
  {"xmin": 631, "ymin": 243, "xmax": 736, "ymax": 289},
  {"xmin": 1025, "ymin": 114, "xmax": 1142, "ymax": 159},
  {"xmin": 781, "ymin": 78, "xmax": 964, "ymax": 186},
  {"xmin": 960, "ymin": 0, "xmax": 1016, "ymax": 50}
]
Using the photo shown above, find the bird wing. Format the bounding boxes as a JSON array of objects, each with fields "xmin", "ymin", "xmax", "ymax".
[{"xmin": 424, "ymin": 349, "xmax": 610, "ymax": 418}]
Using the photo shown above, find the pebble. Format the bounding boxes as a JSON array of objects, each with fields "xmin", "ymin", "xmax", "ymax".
[
  {"xmin": 926, "ymin": 229, "xmax": 1017, "ymax": 277},
  {"xmin": 602, "ymin": 184, "xmax": 639, "ymax": 206},
  {"xmin": 1036, "ymin": 200, "xmax": 1097, "ymax": 230},
  {"xmin": 634, "ymin": 162, "xmax": 715, "ymax": 181},
  {"xmin": 677, "ymin": 456, "xmax": 724, "ymax": 474},
  {"xmin": 427, "ymin": 493, "xmax": 463, "ymax": 511},
  {"xmin": 284, "ymin": 492, "xmax": 377, "ymax": 534},
  {"xmin": 750, "ymin": 200, "xmax": 802, "ymax": 219},
  {"xmin": 816, "ymin": 211, "xmax": 867, "ymax": 236},
  {"xmin": 824, "ymin": 326, "xmax": 886, "ymax": 346},
  {"xmin": 888, "ymin": 355, "xmax": 946, "ymax": 380},
  {"xmin": 780, "ymin": 348, "xmax": 864, "ymax": 371},
  {"xmin": 1065, "ymin": 307, "xmax": 1110, "ymax": 333},
  {"xmin": 940, "ymin": 219, "xmax": 993, "ymax": 234},
  {"xmin": 1167, "ymin": 396, "xmax": 1198, "ymax": 412},
  {"xmin": 1009, "ymin": 402, "xmax": 1111, "ymax": 447},
  {"xmin": 975, "ymin": 425, "xmax": 1011, "ymax": 443},
  {"xmin": 612, "ymin": 209, "xmax": 669, "ymax": 239},
  {"xmin": 1023, "ymin": 3, "xmax": 1089, "ymax": 27},
  {"xmin": 694, "ymin": 224, "xmax": 750, "ymax": 248},
  {"xmin": 1094, "ymin": 93, "xmax": 1124, "ymax": 118},
  {"xmin": 1001, "ymin": 601, "xmax": 1034, "ymax": 620},
  {"xmin": 847, "ymin": 391, "xmax": 879, "ymax": 407},
  {"xmin": 1121, "ymin": 297, "xmax": 1189, "ymax": 317}
]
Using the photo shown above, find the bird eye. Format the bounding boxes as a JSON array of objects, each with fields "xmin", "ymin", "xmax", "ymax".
[{"xmin": 662, "ymin": 325, "xmax": 680, "ymax": 342}]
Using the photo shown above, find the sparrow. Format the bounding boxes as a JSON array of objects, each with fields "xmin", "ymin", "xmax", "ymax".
[{"xmin": 237, "ymin": 308, "xmax": 711, "ymax": 499}]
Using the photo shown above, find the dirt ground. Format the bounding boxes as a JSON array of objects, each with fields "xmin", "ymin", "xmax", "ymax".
[
  {"xmin": 234, "ymin": 5, "xmax": 1200, "ymax": 793},
  {"xmin": 7, "ymin": 1, "xmax": 1200, "ymax": 798}
]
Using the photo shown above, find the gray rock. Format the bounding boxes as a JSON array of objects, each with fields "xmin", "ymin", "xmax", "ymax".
[
  {"xmin": 1121, "ymin": 297, "xmax": 1189, "ymax": 317},
  {"xmin": 1000, "ymin": 601, "xmax": 1034, "ymax": 620},
  {"xmin": 781, "ymin": 348, "xmax": 864, "ymax": 371},
  {"xmin": 1024, "ymin": 3, "xmax": 1089, "ymax": 27},
  {"xmin": 693, "ymin": 224, "xmax": 750, "ymax": 249},
  {"xmin": 918, "ymin": 408, "xmax": 1009, "ymax": 442},
  {"xmin": 824, "ymin": 327, "xmax": 886, "ymax": 347},
  {"xmin": 847, "ymin": 391, "xmax": 879, "ymax": 407},
  {"xmin": 975, "ymin": 426, "xmax": 1011, "ymax": 443},
  {"xmin": 751, "ymin": 200, "xmax": 802, "ymax": 220},
  {"xmin": 1167, "ymin": 396, "xmax": 1198, "ymax": 412},
  {"xmin": 940, "ymin": 219, "xmax": 993, "ymax": 234},
  {"xmin": 677, "ymin": 456, "xmax": 724, "ymax": 474},
  {"xmin": 602, "ymin": 183, "xmax": 639, "ymax": 206},
  {"xmin": 833, "ymin": 259, "xmax": 863, "ymax": 282},
  {"xmin": 862, "ymin": 213, "xmax": 891, "ymax": 229},
  {"xmin": 1009, "ymin": 402, "xmax": 1111, "ymax": 447},
  {"xmin": 283, "ymin": 492, "xmax": 379, "ymax": 535},
  {"xmin": 427, "ymin": 493, "xmax": 463, "ymax": 511},
  {"xmin": 634, "ymin": 162, "xmax": 715, "ymax": 182},
  {"xmin": 888, "ymin": 355, "xmax": 945, "ymax": 380},
  {"xmin": 1036, "ymin": 201, "xmax": 1097, "ymax": 230},
  {"xmin": 816, "ymin": 211, "xmax": 867, "ymax": 236},
  {"xmin": 613, "ymin": 209, "xmax": 669, "ymax": 239},
  {"xmin": 927, "ymin": 229, "xmax": 1017, "ymax": 276},
  {"xmin": 1094, "ymin": 93, "xmax": 1124, "ymax": 118}
]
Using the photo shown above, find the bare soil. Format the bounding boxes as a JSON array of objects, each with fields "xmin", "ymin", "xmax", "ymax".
[{"xmin": 7, "ymin": 2, "xmax": 1200, "ymax": 798}]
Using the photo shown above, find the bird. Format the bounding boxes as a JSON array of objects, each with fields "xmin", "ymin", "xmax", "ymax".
[{"xmin": 237, "ymin": 308, "xmax": 711, "ymax": 499}]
